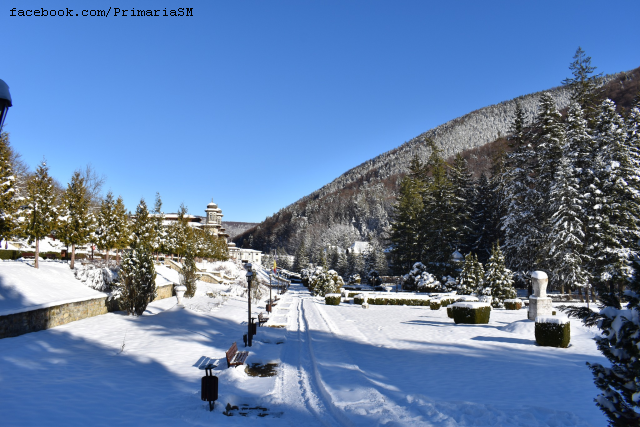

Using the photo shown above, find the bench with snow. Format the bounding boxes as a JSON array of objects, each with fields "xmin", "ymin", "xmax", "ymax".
[
  {"xmin": 258, "ymin": 312, "xmax": 269, "ymax": 326},
  {"xmin": 226, "ymin": 342, "xmax": 249, "ymax": 368}
]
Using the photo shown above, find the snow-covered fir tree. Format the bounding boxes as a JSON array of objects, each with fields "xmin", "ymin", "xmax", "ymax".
[
  {"xmin": 180, "ymin": 244, "xmax": 198, "ymax": 298},
  {"xmin": 484, "ymin": 242, "xmax": 516, "ymax": 308},
  {"xmin": 131, "ymin": 199, "xmax": 155, "ymax": 250},
  {"xmin": 152, "ymin": 192, "xmax": 166, "ymax": 259},
  {"xmin": 587, "ymin": 99, "xmax": 639, "ymax": 292},
  {"xmin": 448, "ymin": 153, "xmax": 475, "ymax": 254},
  {"xmin": 501, "ymin": 103, "xmax": 540, "ymax": 277},
  {"xmin": 0, "ymin": 133, "xmax": 17, "ymax": 242},
  {"xmin": 389, "ymin": 155, "xmax": 427, "ymax": 273},
  {"xmin": 457, "ymin": 253, "xmax": 483, "ymax": 295},
  {"xmin": 116, "ymin": 240, "xmax": 157, "ymax": 316},
  {"xmin": 544, "ymin": 103, "xmax": 590, "ymax": 295},
  {"xmin": 96, "ymin": 192, "xmax": 129, "ymax": 264},
  {"xmin": 21, "ymin": 161, "xmax": 57, "ymax": 268},
  {"xmin": 58, "ymin": 171, "xmax": 95, "ymax": 269}
]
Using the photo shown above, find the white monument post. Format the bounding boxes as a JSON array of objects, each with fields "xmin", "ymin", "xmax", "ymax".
[{"xmin": 528, "ymin": 271, "xmax": 553, "ymax": 321}]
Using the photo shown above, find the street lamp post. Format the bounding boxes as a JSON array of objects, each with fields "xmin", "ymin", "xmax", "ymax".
[
  {"xmin": 268, "ymin": 272, "xmax": 272, "ymax": 313},
  {"xmin": 245, "ymin": 263, "xmax": 253, "ymax": 347},
  {"xmin": 0, "ymin": 79, "xmax": 13, "ymax": 133}
]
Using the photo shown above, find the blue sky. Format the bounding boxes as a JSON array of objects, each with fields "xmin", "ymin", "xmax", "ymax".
[{"xmin": 2, "ymin": 1, "xmax": 639, "ymax": 222}]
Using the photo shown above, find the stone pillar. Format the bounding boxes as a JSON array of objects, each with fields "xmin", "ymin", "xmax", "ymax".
[{"xmin": 528, "ymin": 271, "xmax": 553, "ymax": 321}]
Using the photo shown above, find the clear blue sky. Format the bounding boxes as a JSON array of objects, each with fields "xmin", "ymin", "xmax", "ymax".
[{"xmin": 3, "ymin": 0, "xmax": 639, "ymax": 222}]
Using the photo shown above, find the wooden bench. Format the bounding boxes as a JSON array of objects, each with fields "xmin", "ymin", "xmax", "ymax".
[
  {"xmin": 258, "ymin": 312, "xmax": 269, "ymax": 326},
  {"xmin": 225, "ymin": 342, "xmax": 249, "ymax": 368}
]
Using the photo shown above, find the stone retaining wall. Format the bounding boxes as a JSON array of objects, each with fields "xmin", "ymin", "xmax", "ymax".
[{"xmin": 0, "ymin": 283, "xmax": 175, "ymax": 339}]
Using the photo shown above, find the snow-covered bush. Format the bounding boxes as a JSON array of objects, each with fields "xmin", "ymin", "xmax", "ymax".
[
  {"xmin": 74, "ymin": 264, "xmax": 116, "ymax": 292},
  {"xmin": 325, "ymin": 294, "xmax": 341, "ymax": 305},
  {"xmin": 504, "ymin": 299, "xmax": 522, "ymax": 310},
  {"xmin": 309, "ymin": 268, "xmax": 344, "ymax": 297},
  {"xmin": 402, "ymin": 262, "xmax": 446, "ymax": 292},
  {"xmin": 346, "ymin": 273, "xmax": 361, "ymax": 286},
  {"xmin": 535, "ymin": 317, "xmax": 570, "ymax": 348},
  {"xmin": 450, "ymin": 302, "xmax": 491, "ymax": 324},
  {"xmin": 429, "ymin": 300, "xmax": 441, "ymax": 310},
  {"xmin": 353, "ymin": 294, "xmax": 366, "ymax": 305}
]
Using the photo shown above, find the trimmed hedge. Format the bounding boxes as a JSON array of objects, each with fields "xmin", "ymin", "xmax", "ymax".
[
  {"xmin": 352, "ymin": 295, "xmax": 431, "ymax": 306},
  {"xmin": 325, "ymin": 294, "xmax": 341, "ymax": 306},
  {"xmin": 504, "ymin": 300, "xmax": 523, "ymax": 310},
  {"xmin": 451, "ymin": 304, "xmax": 491, "ymax": 324},
  {"xmin": 0, "ymin": 250, "xmax": 63, "ymax": 260},
  {"xmin": 535, "ymin": 321, "xmax": 570, "ymax": 348},
  {"xmin": 353, "ymin": 295, "xmax": 366, "ymax": 305},
  {"xmin": 430, "ymin": 300, "xmax": 441, "ymax": 310},
  {"xmin": 446, "ymin": 306, "xmax": 454, "ymax": 318}
]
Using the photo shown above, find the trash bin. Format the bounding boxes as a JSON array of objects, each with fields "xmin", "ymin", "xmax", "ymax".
[{"xmin": 201, "ymin": 365, "xmax": 218, "ymax": 411}]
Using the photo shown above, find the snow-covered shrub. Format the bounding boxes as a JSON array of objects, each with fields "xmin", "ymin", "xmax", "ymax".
[
  {"xmin": 368, "ymin": 271, "xmax": 382, "ymax": 287},
  {"xmin": 504, "ymin": 299, "xmax": 522, "ymax": 310},
  {"xmin": 325, "ymin": 294, "xmax": 341, "ymax": 305},
  {"xmin": 446, "ymin": 306, "xmax": 454, "ymax": 318},
  {"xmin": 535, "ymin": 317, "xmax": 570, "ymax": 348},
  {"xmin": 450, "ymin": 302, "xmax": 491, "ymax": 324},
  {"xmin": 366, "ymin": 297, "xmax": 430, "ymax": 306},
  {"xmin": 347, "ymin": 273, "xmax": 361, "ymax": 286},
  {"xmin": 300, "ymin": 268, "xmax": 312, "ymax": 287},
  {"xmin": 353, "ymin": 294, "xmax": 366, "ymax": 305},
  {"xmin": 74, "ymin": 264, "xmax": 116, "ymax": 292},
  {"xmin": 402, "ymin": 262, "xmax": 445, "ymax": 292},
  {"xmin": 430, "ymin": 300, "xmax": 441, "ymax": 310},
  {"xmin": 309, "ymin": 268, "xmax": 344, "ymax": 297},
  {"xmin": 441, "ymin": 276, "xmax": 458, "ymax": 292}
]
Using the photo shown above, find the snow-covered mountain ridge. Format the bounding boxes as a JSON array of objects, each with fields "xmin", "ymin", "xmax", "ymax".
[{"xmin": 234, "ymin": 68, "xmax": 639, "ymax": 255}]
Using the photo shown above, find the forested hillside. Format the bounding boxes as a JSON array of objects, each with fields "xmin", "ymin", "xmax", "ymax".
[{"xmin": 234, "ymin": 67, "xmax": 639, "ymax": 260}]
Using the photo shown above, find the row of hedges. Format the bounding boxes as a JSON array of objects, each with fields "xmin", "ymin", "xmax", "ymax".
[{"xmin": 0, "ymin": 250, "xmax": 67, "ymax": 260}]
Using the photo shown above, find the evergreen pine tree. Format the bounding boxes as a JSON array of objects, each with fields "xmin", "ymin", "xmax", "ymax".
[
  {"xmin": 457, "ymin": 252, "xmax": 480, "ymax": 295},
  {"xmin": 485, "ymin": 242, "xmax": 516, "ymax": 308},
  {"xmin": 293, "ymin": 241, "xmax": 309, "ymax": 272},
  {"xmin": 534, "ymin": 92, "xmax": 567, "ymax": 270},
  {"xmin": 131, "ymin": 199, "xmax": 155, "ymax": 250},
  {"xmin": 448, "ymin": 153, "xmax": 474, "ymax": 254},
  {"xmin": 545, "ymin": 103, "xmax": 590, "ymax": 294},
  {"xmin": 22, "ymin": 161, "xmax": 57, "ymax": 268},
  {"xmin": 562, "ymin": 259, "xmax": 640, "ymax": 426},
  {"xmin": 58, "ymin": 171, "xmax": 94, "ymax": 269},
  {"xmin": 0, "ymin": 132, "xmax": 17, "ymax": 242},
  {"xmin": 389, "ymin": 155, "xmax": 426, "ymax": 273},
  {"xmin": 587, "ymin": 99, "xmax": 639, "ymax": 291},
  {"xmin": 117, "ymin": 240, "xmax": 157, "ymax": 316},
  {"xmin": 562, "ymin": 47, "xmax": 603, "ymax": 124},
  {"xmin": 152, "ymin": 192, "xmax": 166, "ymax": 259},
  {"xmin": 113, "ymin": 196, "xmax": 130, "ymax": 263},
  {"xmin": 180, "ymin": 244, "xmax": 198, "ymax": 298},
  {"xmin": 421, "ymin": 141, "xmax": 457, "ymax": 276},
  {"xmin": 96, "ymin": 192, "xmax": 117, "ymax": 264},
  {"xmin": 501, "ymin": 99, "xmax": 543, "ymax": 276},
  {"xmin": 470, "ymin": 173, "xmax": 494, "ymax": 263}
]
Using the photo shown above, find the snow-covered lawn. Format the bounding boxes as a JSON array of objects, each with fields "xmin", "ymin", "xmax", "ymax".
[
  {"xmin": 0, "ymin": 260, "xmax": 107, "ymax": 316},
  {"xmin": 0, "ymin": 281, "xmax": 607, "ymax": 426}
]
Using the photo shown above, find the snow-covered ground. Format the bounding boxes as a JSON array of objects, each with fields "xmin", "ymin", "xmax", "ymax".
[
  {"xmin": 0, "ymin": 278, "xmax": 607, "ymax": 426},
  {"xmin": 0, "ymin": 260, "xmax": 107, "ymax": 316}
]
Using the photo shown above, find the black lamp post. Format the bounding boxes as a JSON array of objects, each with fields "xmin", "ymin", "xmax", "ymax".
[
  {"xmin": 0, "ymin": 79, "xmax": 12, "ymax": 133},
  {"xmin": 245, "ymin": 263, "xmax": 253, "ymax": 347},
  {"xmin": 268, "ymin": 272, "xmax": 272, "ymax": 313}
]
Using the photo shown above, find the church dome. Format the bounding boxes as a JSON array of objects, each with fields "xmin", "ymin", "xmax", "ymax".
[{"xmin": 207, "ymin": 201, "xmax": 218, "ymax": 209}]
